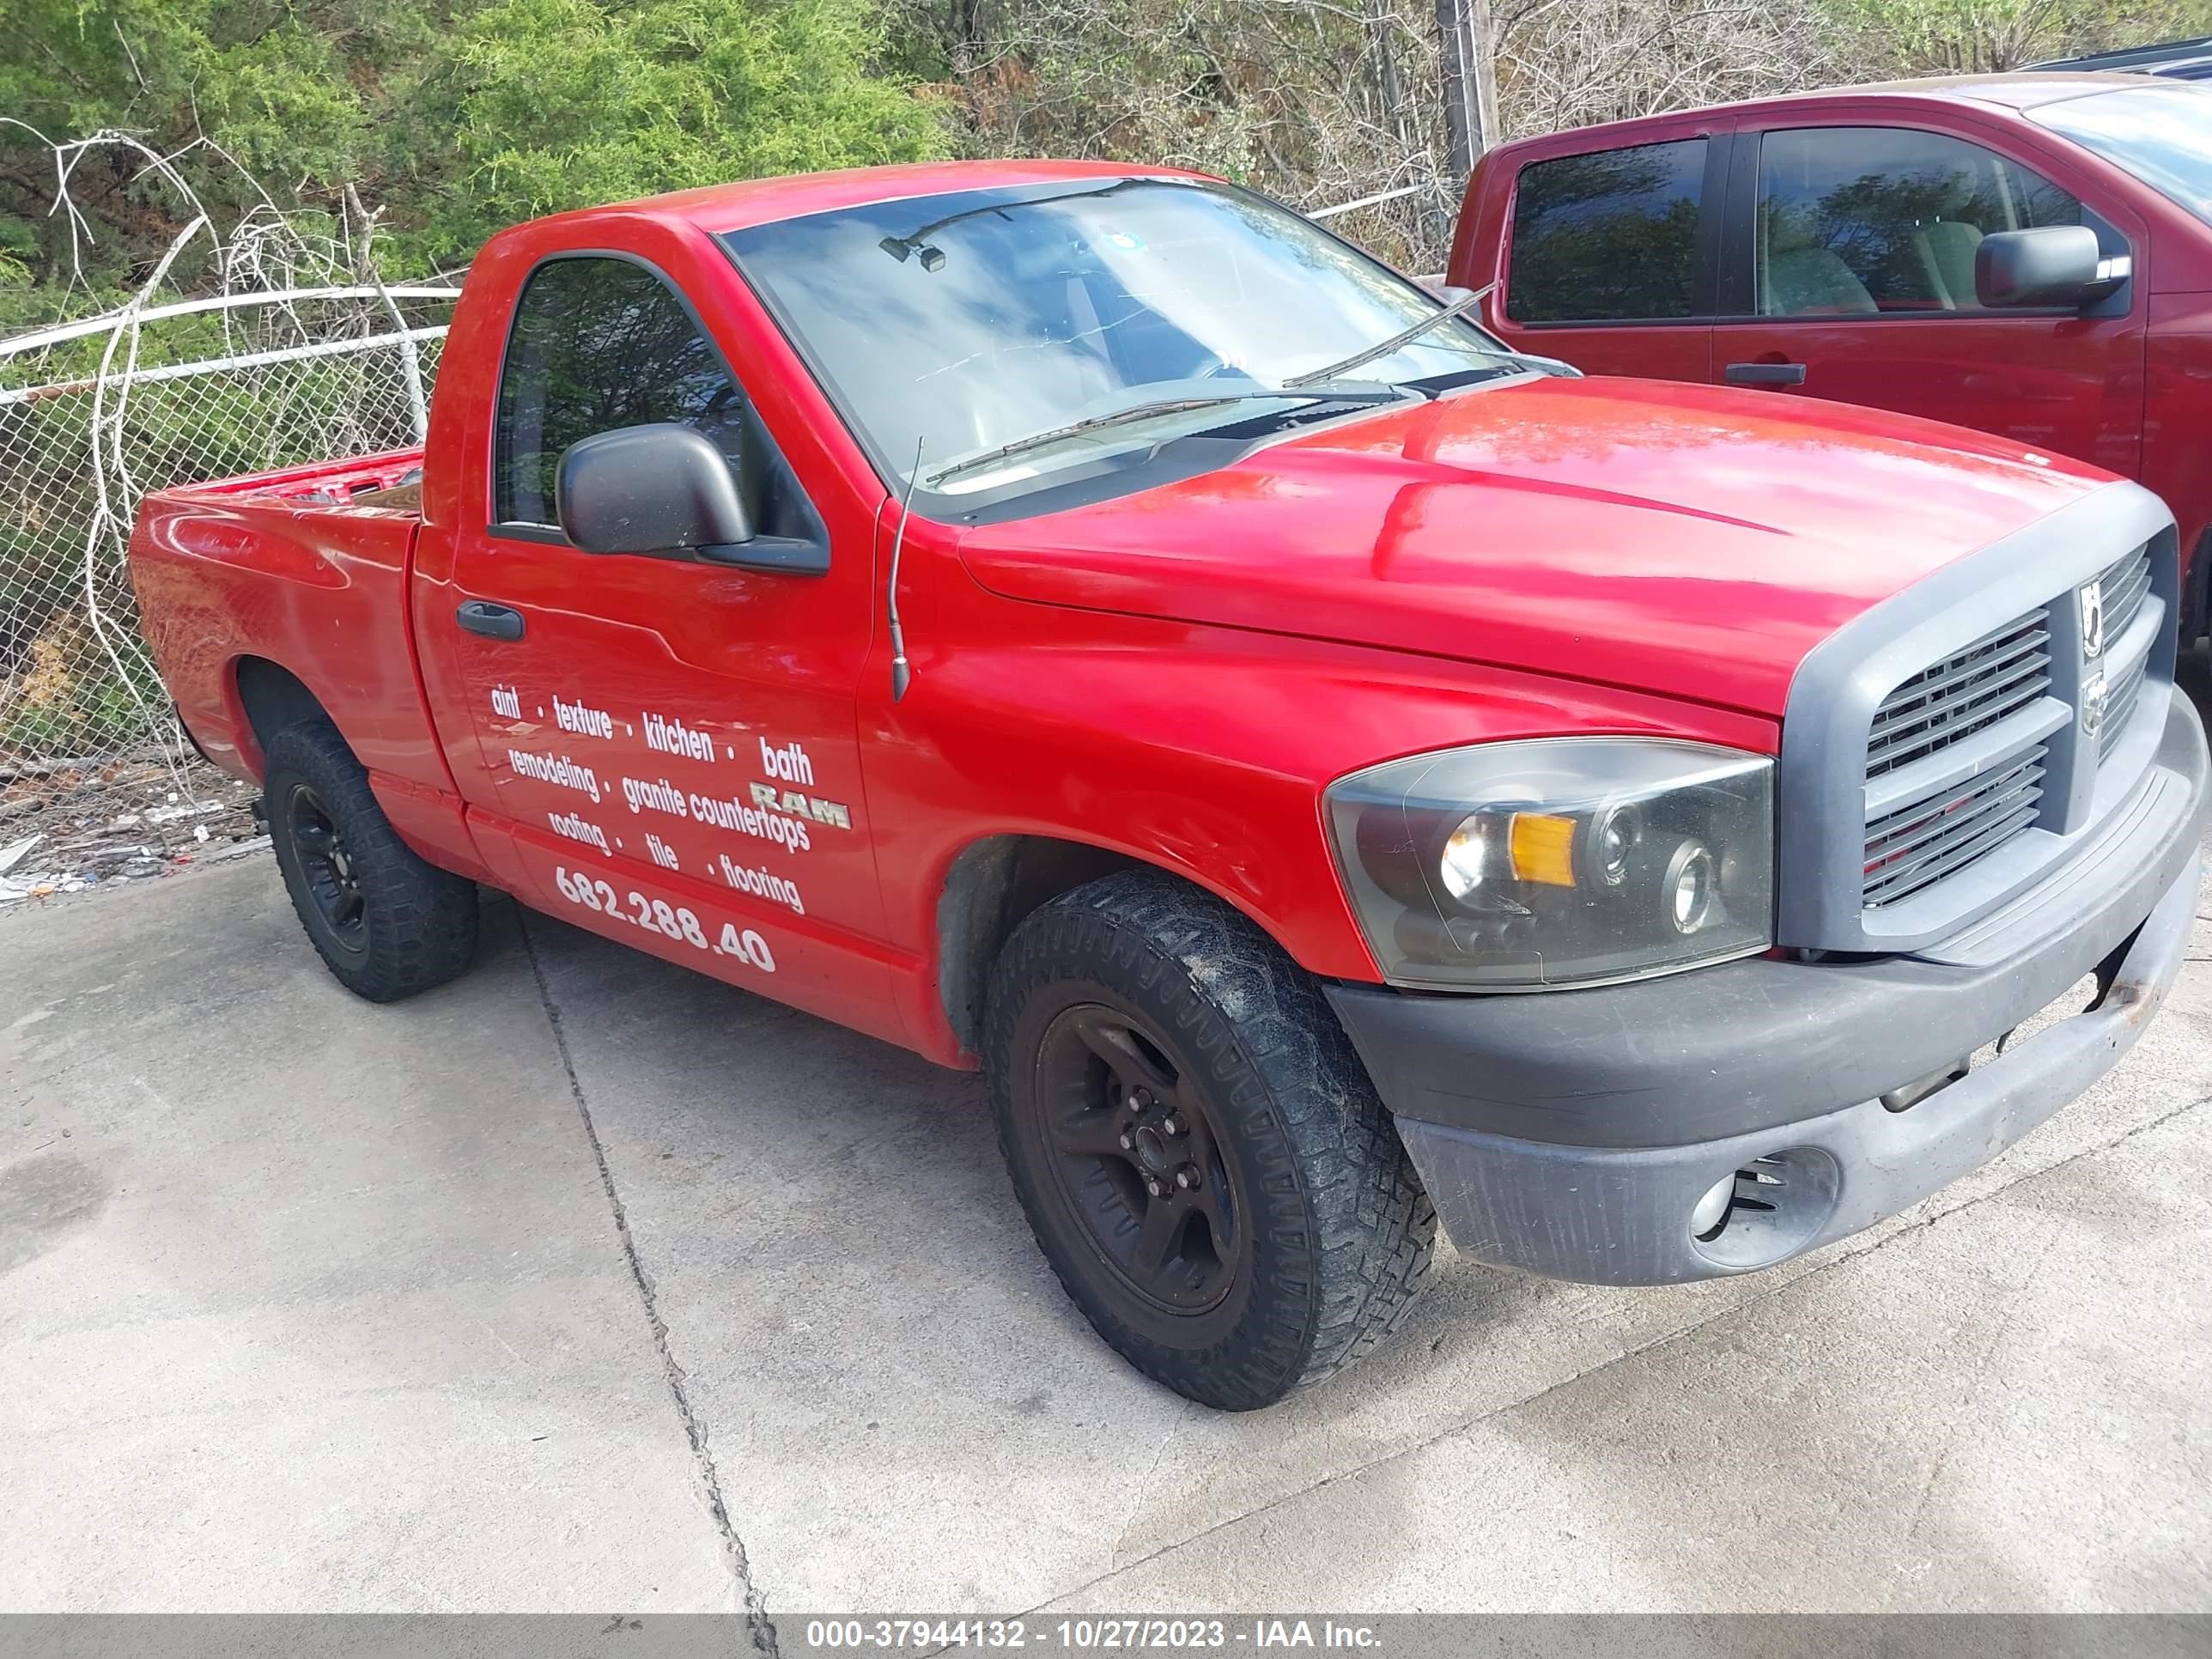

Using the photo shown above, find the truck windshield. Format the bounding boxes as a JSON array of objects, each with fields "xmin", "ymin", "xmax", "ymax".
[
  {"xmin": 722, "ymin": 178, "xmax": 1517, "ymax": 507},
  {"xmin": 2032, "ymin": 84, "xmax": 2212, "ymax": 229}
]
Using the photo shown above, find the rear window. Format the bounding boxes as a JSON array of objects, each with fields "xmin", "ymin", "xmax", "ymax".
[{"xmin": 1506, "ymin": 139, "xmax": 1708, "ymax": 325}]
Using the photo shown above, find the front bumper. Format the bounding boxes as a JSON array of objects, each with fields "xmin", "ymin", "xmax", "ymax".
[{"xmin": 1325, "ymin": 684, "xmax": 2209, "ymax": 1285}]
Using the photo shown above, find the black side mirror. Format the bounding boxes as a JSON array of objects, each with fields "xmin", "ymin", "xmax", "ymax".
[
  {"xmin": 555, "ymin": 423, "xmax": 828, "ymax": 575},
  {"xmin": 1975, "ymin": 226, "xmax": 2112, "ymax": 309}
]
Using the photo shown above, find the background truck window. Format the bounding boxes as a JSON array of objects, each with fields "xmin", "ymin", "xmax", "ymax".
[
  {"xmin": 1505, "ymin": 139, "xmax": 1707, "ymax": 325},
  {"xmin": 2031, "ymin": 84, "xmax": 2212, "ymax": 229},
  {"xmin": 1755, "ymin": 127, "xmax": 2082, "ymax": 317},
  {"xmin": 493, "ymin": 255, "xmax": 815, "ymax": 543}
]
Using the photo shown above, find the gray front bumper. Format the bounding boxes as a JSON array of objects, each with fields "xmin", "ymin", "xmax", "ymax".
[{"xmin": 1328, "ymin": 685, "xmax": 2209, "ymax": 1285}]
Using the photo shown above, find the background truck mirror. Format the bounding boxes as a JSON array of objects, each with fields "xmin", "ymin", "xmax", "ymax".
[
  {"xmin": 1975, "ymin": 226, "xmax": 2102, "ymax": 309},
  {"xmin": 555, "ymin": 422, "xmax": 756, "ymax": 557}
]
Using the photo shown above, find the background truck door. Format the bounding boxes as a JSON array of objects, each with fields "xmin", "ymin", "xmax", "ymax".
[
  {"xmin": 1709, "ymin": 122, "xmax": 2146, "ymax": 479},
  {"xmin": 439, "ymin": 248, "xmax": 897, "ymax": 1031},
  {"xmin": 1473, "ymin": 131, "xmax": 1726, "ymax": 382}
]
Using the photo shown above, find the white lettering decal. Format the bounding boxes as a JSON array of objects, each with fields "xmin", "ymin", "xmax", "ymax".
[
  {"xmin": 621, "ymin": 775, "xmax": 690, "ymax": 818},
  {"xmin": 553, "ymin": 694, "xmax": 615, "ymax": 740},
  {"xmin": 491, "ymin": 683, "xmax": 520, "ymax": 720},
  {"xmin": 644, "ymin": 711, "xmax": 718, "ymax": 763},
  {"xmin": 547, "ymin": 812, "xmax": 609, "ymax": 854},
  {"xmin": 552, "ymin": 866, "xmax": 775, "ymax": 974},
  {"xmin": 759, "ymin": 737, "xmax": 815, "ymax": 786},
  {"xmin": 508, "ymin": 748, "xmax": 602, "ymax": 804},
  {"xmin": 644, "ymin": 832, "xmax": 681, "ymax": 872},
  {"xmin": 689, "ymin": 788, "xmax": 811, "ymax": 854},
  {"xmin": 716, "ymin": 852, "xmax": 806, "ymax": 915}
]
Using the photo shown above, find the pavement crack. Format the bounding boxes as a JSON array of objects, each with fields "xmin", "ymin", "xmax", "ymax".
[{"xmin": 520, "ymin": 910, "xmax": 775, "ymax": 1656}]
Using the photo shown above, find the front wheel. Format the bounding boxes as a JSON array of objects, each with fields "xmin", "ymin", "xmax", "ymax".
[{"xmin": 985, "ymin": 870, "xmax": 1435, "ymax": 1410}]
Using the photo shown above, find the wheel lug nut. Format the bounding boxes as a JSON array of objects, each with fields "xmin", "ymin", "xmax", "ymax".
[
  {"xmin": 1175, "ymin": 1167, "xmax": 1198, "ymax": 1191},
  {"xmin": 1162, "ymin": 1115, "xmax": 1182, "ymax": 1137},
  {"xmin": 1119, "ymin": 1131, "xmax": 1135, "ymax": 1151},
  {"xmin": 1146, "ymin": 1178, "xmax": 1164, "ymax": 1198}
]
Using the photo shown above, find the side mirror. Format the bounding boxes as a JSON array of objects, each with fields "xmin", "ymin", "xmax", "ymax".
[
  {"xmin": 555, "ymin": 424, "xmax": 828, "ymax": 574},
  {"xmin": 1975, "ymin": 226, "xmax": 2111, "ymax": 309},
  {"xmin": 556, "ymin": 423, "xmax": 755, "ymax": 558}
]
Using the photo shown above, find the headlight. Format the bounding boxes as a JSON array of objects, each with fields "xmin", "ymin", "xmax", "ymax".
[{"xmin": 1324, "ymin": 738, "xmax": 1774, "ymax": 990}]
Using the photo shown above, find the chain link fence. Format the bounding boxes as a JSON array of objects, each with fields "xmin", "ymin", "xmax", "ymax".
[{"xmin": 0, "ymin": 292, "xmax": 455, "ymax": 769}]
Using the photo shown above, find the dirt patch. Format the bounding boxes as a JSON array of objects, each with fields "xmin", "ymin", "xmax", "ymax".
[{"xmin": 0, "ymin": 753, "xmax": 265, "ymax": 908}]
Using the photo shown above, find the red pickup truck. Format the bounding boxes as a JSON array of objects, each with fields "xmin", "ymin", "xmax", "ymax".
[
  {"xmin": 131, "ymin": 161, "xmax": 2208, "ymax": 1409},
  {"xmin": 1448, "ymin": 73, "xmax": 2212, "ymax": 633}
]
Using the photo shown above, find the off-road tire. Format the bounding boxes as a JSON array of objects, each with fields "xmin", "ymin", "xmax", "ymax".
[
  {"xmin": 264, "ymin": 719, "xmax": 479, "ymax": 1002},
  {"xmin": 985, "ymin": 869, "xmax": 1435, "ymax": 1410}
]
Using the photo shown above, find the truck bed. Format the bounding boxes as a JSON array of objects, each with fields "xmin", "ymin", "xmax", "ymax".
[{"xmin": 127, "ymin": 445, "xmax": 450, "ymax": 795}]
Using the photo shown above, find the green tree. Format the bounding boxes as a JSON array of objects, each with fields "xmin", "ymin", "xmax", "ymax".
[{"xmin": 383, "ymin": 0, "xmax": 945, "ymax": 266}]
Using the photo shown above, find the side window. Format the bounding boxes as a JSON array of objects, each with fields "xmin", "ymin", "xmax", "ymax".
[
  {"xmin": 1506, "ymin": 139, "xmax": 1709, "ymax": 325},
  {"xmin": 1755, "ymin": 127, "xmax": 2084, "ymax": 318},
  {"xmin": 494, "ymin": 256, "xmax": 812, "ymax": 541}
]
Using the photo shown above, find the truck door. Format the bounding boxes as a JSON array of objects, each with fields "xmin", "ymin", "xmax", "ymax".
[
  {"xmin": 1709, "ymin": 123, "xmax": 2146, "ymax": 479},
  {"xmin": 1475, "ymin": 133, "xmax": 1724, "ymax": 382},
  {"xmin": 437, "ymin": 249, "xmax": 898, "ymax": 1035}
]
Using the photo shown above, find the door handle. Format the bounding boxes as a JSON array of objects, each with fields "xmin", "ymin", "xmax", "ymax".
[
  {"xmin": 1725, "ymin": 362, "xmax": 1808, "ymax": 387},
  {"xmin": 456, "ymin": 600, "xmax": 526, "ymax": 641}
]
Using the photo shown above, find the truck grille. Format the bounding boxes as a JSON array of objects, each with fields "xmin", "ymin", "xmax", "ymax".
[
  {"xmin": 2102, "ymin": 649, "xmax": 2148, "ymax": 759},
  {"xmin": 1863, "ymin": 745, "xmax": 2047, "ymax": 907},
  {"xmin": 1864, "ymin": 609, "xmax": 2051, "ymax": 779},
  {"xmin": 1860, "ymin": 606, "xmax": 2051, "ymax": 910},
  {"xmin": 2097, "ymin": 546, "xmax": 2152, "ymax": 761},
  {"xmin": 2100, "ymin": 545, "xmax": 2153, "ymax": 656}
]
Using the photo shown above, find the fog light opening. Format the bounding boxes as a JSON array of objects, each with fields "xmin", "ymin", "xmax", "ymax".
[{"xmin": 1687, "ymin": 1147, "xmax": 1841, "ymax": 1270}]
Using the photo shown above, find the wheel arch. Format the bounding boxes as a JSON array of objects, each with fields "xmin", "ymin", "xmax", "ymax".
[
  {"xmin": 934, "ymin": 834, "xmax": 1148, "ymax": 1058},
  {"xmin": 231, "ymin": 656, "xmax": 337, "ymax": 771}
]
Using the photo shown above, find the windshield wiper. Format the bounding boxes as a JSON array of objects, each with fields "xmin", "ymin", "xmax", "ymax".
[
  {"xmin": 1282, "ymin": 279, "xmax": 1501, "ymax": 389},
  {"xmin": 925, "ymin": 386, "xmax": 1400, "ymax": 487}
]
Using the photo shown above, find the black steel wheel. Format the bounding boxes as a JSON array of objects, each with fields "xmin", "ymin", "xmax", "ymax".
[
  {"xmin": 1029, "ymin": 1001, "xmax": 1246, "ymax": 1334},
  {"xmin": 987, "ymin": 869, "xmax": 1435, "ymax": 1410},
  {"xmin": 284, "ymin": 781, "xmax": 368, "ymax": 957},
  {"xmin": 264, "ymin": 718, "xmax": 480, "ymax": 1002}
]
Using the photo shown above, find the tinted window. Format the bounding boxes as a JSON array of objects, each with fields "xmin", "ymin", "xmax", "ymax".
[
  {"xmin": 1756, "ymin": 127, "xmax": 2083, "ymax": 317},
  {"xmin": 2033, "ymin": 84, "xmax": 2212, "ymax": 229},
  {"xmin": 1506, "ymin": 140, "xmax": 1708, "ymax": 324}
]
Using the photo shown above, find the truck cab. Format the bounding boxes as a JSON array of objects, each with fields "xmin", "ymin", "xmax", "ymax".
[{"xmin": 1448, "ymin": 75, "xmax": 2212, "ymax": 633}]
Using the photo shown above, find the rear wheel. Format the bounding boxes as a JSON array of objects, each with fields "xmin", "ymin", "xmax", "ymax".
[
  {"xmin": 986, "ymin": 870, "xmax": 1434, "ymax": 1410},
  {"xmin": 264, "ymin": 720, "xmax": 479, "ymax": 1001}
]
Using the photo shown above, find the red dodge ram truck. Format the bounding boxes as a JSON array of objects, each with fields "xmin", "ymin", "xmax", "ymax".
[
  {"xmin": 1449, "ymin": 73, "xmax": 2212, "ymax": 632},
  {"xmin": 131, "ymin": 161, "xmax": 2209, "ymax": 1408}
]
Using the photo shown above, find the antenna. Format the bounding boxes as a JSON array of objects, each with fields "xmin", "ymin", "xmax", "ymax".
[{"xmin": 888, "ymin": 436, "xmax": 923, "ymax": 702}]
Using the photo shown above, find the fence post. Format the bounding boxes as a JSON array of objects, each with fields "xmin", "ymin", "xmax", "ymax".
[{"xmin": 368, "ymin": 264, "xmax": 431, "ymax": 443}]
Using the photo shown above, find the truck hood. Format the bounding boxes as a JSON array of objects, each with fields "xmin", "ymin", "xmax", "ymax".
[{"xmin": 956, "ymin": 375, "xmax": 2111, "ymax": 719}]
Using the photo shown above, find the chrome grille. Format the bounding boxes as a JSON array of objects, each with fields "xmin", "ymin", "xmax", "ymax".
[
  {"xmin": 1863, "ymin": 745, "xmax": 2047, "ymax": 908},
  {"xmin": 1865, "ymin": 609, "xmax": 2051, "ymax": 779},
  {"xmin": 2099, "ymin": 545, "xmax": 2152, "ymax": 652}
]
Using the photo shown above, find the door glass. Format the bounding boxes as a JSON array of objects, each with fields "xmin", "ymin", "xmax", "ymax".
[
  {"xmin": 1505, "ymin": 139, "xmax": 1709, "ymax": 324},
  {"xmin": 494, "ymin": 256, "xmax": 811, "ymax": 539},
  {"xmin": 1755, "ymin": 127, "xmax": 2082, "ymax": 317}
]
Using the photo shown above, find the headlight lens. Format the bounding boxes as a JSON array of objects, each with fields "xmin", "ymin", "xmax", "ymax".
[{"xmin": 1324, "ymin": 738, "xmax": 1774, "ymax": 990}]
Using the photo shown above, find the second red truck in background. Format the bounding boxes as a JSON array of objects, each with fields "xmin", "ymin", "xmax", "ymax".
[{"xmin": 1448, "ymin": 70, "xmax": 2212, "ymax": 631}]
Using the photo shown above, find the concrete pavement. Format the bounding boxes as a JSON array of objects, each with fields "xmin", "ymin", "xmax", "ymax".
[{"xmin": 3, "ymin": 781, "xmax": 2209, "ymax": 1619}]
